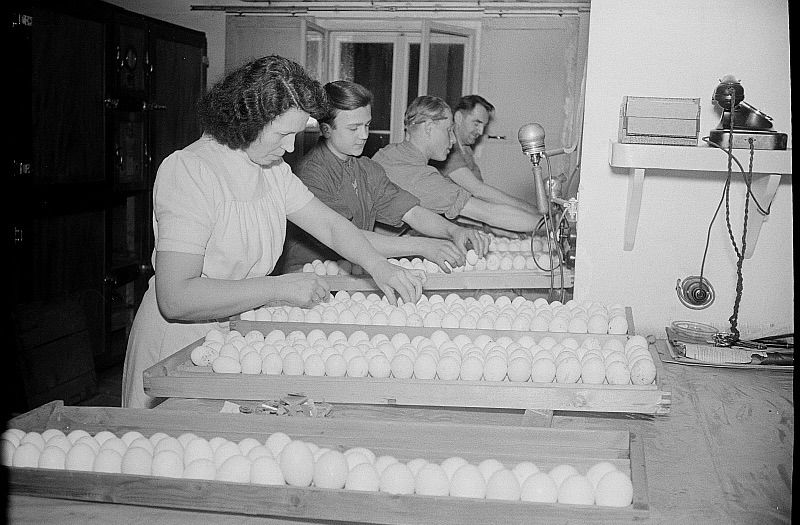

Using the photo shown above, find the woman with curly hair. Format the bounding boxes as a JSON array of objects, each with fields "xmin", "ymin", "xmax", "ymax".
[{"xmin": 122, "ymin": 56, "xmax": 425, "ymax": 408}]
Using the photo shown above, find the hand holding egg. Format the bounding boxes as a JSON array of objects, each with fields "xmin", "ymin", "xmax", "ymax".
[{"xmin": 274, "ymin": 273, "xmax": 330, "ymax": 308}]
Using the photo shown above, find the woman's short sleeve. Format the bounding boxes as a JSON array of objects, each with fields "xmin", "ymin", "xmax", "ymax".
[
  {"xmin": 276, "ymin": 162, "xmax": 315, "ymax": 215},
  {"xmin": 153, "ymin": 151, "xmax": 216, "ymax": 256}
]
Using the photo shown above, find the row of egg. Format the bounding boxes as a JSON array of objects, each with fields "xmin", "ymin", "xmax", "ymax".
[
  {"xmin": 242, "ymin": 293, "xmax": 628, "ymax": 335},
  {"xmin": 194, "ymin": 328, "xmax": 655, "ymax": 385},
  {"xmin": 304, "ymin": 249, "xmax": 560, "ymax": 277},
  {"xmin": 1, "ymin": 428, "xmax": 631, "ymax": 506}
]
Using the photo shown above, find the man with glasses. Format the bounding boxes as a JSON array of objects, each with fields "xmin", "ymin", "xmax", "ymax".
[{"xmin": 373, "ymin": 96, "xmax": 541, "ymax": 234}]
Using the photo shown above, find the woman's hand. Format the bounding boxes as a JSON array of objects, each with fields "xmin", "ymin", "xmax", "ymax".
[
  {"xmin": 369, "ymin": 260, "xmax": 426, "ymax": 305},
  {"xmin": 271, "ymin": 273, "xmax": 331, "ymax": 309},
  {"xmin": 418, "ymin": 238, "xmax": 465, "ymax": 273},
  {"xmin": 450, "ymin": 226, "xmax": 489, "ymax": 258}
]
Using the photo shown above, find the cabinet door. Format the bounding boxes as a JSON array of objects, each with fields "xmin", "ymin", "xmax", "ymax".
[
  {"xmin": 149, "ymin": 24, "xmax": 206, "ymax": 172},
  {"xmin": 30, "ymin": 7, "xmax": 105, "ymax": 185}
]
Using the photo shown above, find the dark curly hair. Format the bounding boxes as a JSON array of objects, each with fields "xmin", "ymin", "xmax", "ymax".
[{"xmin": 198, "ymin": 55, "xmax": 328, "ymax": 150}]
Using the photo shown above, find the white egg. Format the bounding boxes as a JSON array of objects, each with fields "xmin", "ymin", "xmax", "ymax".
[
  {"xmin": 346, "ymin": 355, "xmax": 369, "ymax": 377},
  {"xmin": 512, "ymin": 461, "xmax": 540, "ymax": 485},
  {"xmin": 212, "ymin": 355, "xmax": 242, "ymax": 373},
  {"xmin": 374, "ymin": 455, "xmax": 399, "ymax": 475},
  {"xmin": 12, "ymin": 442, "xmax": 41, "ymax": 468},
  {"xmin": 64, "ymin": 442, "xmax": 96, "ymax": 471},
  {"xmin": 184, "ymin": 438, "xmax": 214, "ymax": 466},
  {"xmin": 2, "ymin": 430, "xmax": 23, "ymax": 446},
  {"xmin": 483, "ymin": 355, "xmax": 508, "ymax": 382},
  {"xmin": 580, "ymin": 357, "xmax": 607, "ymax": 384},
  {"xmin": 345, "ymin": 447, "xmax": 376, "ymax": 464},
  {"xmin": 40, "ymin": 429, "xmax": 65, "ymax": 443},
  {"xmin": 406, "ymin": 458, "xmax": 428, "ymax": 477},
  {"xmin": 280, "ymin": 440, "xmax": 314, "ymax": 487},
  {"xmin": 520, "ymin": 472, "xmax": 558, "ymax": 502},
  {"xmin": 549, "ymin": 464, "xmax": 580, "ymax": 488},
  {"xmin": 313, "ymin": 450, "xmax": 349, "ymax": 489},
  {"xmin": 121, "ymin": 446, "xmax": 152, "ymax": 475},
  {"xmin": 449, "ymin": 464, "xmax": 486, "ymax": 498},
  {"xmin": 152, "ymin": 450, "xmax": 184, "ymax": 478},
  {"xmin": 37, "ymin": 445, "xmax": 66, "ymax": 469},
  {"xmin": 240, "ymin": 351, "xmax": 263, "ymax": 374},
  {"xmin": 630, "ymin": 358, "xmax": 657, "ymax": 385},
  {"xmin": 346, "ymin": 462, "xmax": 380, "ymax": 491},
  {"xmin": 556, "ymin": 356, "xmax": 582, "ymax": 383},
  {"xmin": 217, "ymin": 455, "xmax": 252, "ymax": 483},
  {"xmin": 586, "ymin": 461, "xmax": 619, "ymax": 489},
  {"xmin": 595, "ymin": 470, "xmax": 633, "ymax": 507},
  {"xmin": 606, "ymin": 361, "xmax": 631, "ymax": 385},
  {"xmin": 129, "ymin": 436, "xmax": 155, "ymax": 454},
  {"xmin": 93, "ymin": 449, "xmax": 123, "ymax": 473},
  {"xmin": 415, "ymin": 463, "xmax": 450, "ymax": 496},
  {"xmin": 379, "ymin": 462, "xmax": 415, "ymax": 495},
  {"xmin": 20, "ymin": 432, "xmax": 46, "ymax": 452},
  {"xmin": 154, "ymin": 436, "xmax": 183, "ymax": 457},
  {"xmin": 121, "ymin": 431, "xmax": 145, "ymax": 446},
  {"xmin": 558, "ymin": 474, "xmax": 595, "ymax": 504},
  {"xmin": 250, "ymin": 456, "xmax": 285, "ymax": 485},
  {"xmin": 282, "ymin": 352, "xmax": 305, "ymax": 376},
  {"xmin": 183, "ymin": 458, "xmax": 216, "ymax": 480},
  {"xmin": 486, "ymin": 469, "xmax": 521, "ymax": 500},
  {"xmin": 265, "ymin": 432, "xmax": 292, "ymax": 458},
  {"xmin": 507, "ymin": 356, "xmax": 532, "ymax": 382},
  {"xmin": 477, "ymin": 458, "xmax": 506, "ymax": 481},
  {"xmin": 211, "ymin": 440, "xmax": 241, "ymax": 469},
  {"xmin": 45, "ymin": 436, "xmax": 72, "ymax": 454},
  {"xmin": 247, "ymin": 445, "xmax": 272, "ymax": 462},
  {"xmin": 390, "ymin": 354, "xmax": 414, "ymax": 379},
  {"xmin": 436, "ymin": 355, "xmax": 461, "ymax": 380},
  {"xmin": 66, "ymin": 429, "xmax": 91, "ymax": 444},
  {"xmin": 99, "ymin": 437, "xmax": 128, "ymax": 457}
]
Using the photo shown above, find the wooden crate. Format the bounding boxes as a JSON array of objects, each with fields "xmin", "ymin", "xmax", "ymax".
[
  {"xmin": 144, "ymin": 322, "xmax": 670, "ymax": 414},
  {"xmin": 319, "ymin": 268, "xmax": 573, "ymax": 291},
  {"xmin": 7, "ymin": 401, "xmax": 650, "ymax": 524}
]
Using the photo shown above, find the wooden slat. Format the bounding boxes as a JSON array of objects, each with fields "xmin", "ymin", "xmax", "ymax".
[
  {"xmin": 319, "ymin": 268, "xmax": 574, "ymax": 291},
  {"xmin": 145, "ymin": 323, "xmax": 670, "ymax": 414},
  {"xmin": 7, "ymin": 404, "xmax": 649, "ymax": 524}
]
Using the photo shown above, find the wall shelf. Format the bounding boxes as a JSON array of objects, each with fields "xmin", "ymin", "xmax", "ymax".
[{"xmin": 608, "ymin": 140, "xmax": 792, "ymax": 257}]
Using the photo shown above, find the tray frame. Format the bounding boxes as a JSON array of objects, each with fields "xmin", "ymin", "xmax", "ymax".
[
  {"xmin": 144, "ymin": 321, "xmax": 670, "ymax": 414},
  {"xmin": 319, "ymin": 268, "xmax": 574, "ymax": 291},
  {"xmin": 7, "ymin": 401, "xmax": 650, "ymax": 524}
]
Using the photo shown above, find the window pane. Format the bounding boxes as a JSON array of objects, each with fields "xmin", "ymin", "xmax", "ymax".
[
  {"xmin": 338, "ymin": 42, "xmax": 392, "ymax": 131},
  {"xmin": 305, "ymin": 32, "xmax": 323, "ymax": 81},
  {"xmin": 339, "ymin": 42, "xmax": 393, "ymax": 157},
  {"xmin": 408, "ymin": 43, "xmax": 420, "ymax": 106},
  {"xmin": 427, "ymin": 42, "xmax": 464, "ymax": 109}
]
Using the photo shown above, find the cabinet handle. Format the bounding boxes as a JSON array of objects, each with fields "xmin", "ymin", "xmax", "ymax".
[{"xmin": 143, "ymin": 102, "xmax": 167, "ymax": 111}]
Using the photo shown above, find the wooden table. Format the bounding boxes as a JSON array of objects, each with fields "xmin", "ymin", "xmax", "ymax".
[{"xmin": 6, "ymin": 341, "xmax": 793, "ymax": 524}]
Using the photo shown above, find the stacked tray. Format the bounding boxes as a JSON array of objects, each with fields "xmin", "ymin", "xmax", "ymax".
[
  {"xmin": 144, "ymin": 321, "xmax": 670, "ymax": 414},
  {"xmin": 6, "ymin": 401, "xmax": 651, "ymax": 524}
]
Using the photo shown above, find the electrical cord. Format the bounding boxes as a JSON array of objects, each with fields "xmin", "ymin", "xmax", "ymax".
[{"xmin": 696, "ymin": 117, "xmax": 758, "ymax": 342}]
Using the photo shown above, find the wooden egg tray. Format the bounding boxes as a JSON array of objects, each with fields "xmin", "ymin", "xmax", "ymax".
[
  {"xmin": 317, "ymin": 267, "xmax": 574, "ymax": 291},
  {"xmin": 144, "ymin": 322, "xmax": 670, "ymax": 414},
  {"xmin": 7, "ymin": 401, "xmax": 651, "ymax": 524}
]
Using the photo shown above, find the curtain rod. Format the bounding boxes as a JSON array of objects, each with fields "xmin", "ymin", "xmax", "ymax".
[{"xmin": 190, "ymin": 2, "xmax": 588, "ymax": 15}]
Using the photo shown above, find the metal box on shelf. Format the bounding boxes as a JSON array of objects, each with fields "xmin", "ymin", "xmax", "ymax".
[{"xmin": 619, "ymin": 96, "xmax": 701, "ymax": 146}]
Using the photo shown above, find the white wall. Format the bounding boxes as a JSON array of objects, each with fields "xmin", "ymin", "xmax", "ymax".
[{"xmin": 576, "ymin": 0, "xmax": 793, "ymax": 337}]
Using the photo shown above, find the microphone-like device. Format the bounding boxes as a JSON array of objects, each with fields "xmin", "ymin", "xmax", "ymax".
[{"xmin": 518, "ymin": 123, "xmax": 550, "ymax": 214}]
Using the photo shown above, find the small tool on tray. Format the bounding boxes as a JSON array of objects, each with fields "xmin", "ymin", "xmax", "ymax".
[{"xmin": 236, "ymin": 393, "xmax": 333, "ymax": 417}]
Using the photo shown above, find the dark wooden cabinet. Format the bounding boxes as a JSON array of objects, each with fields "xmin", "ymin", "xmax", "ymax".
[{"xmin": 7, "ymin": 1, "xmax": 207, "ymax": 411}]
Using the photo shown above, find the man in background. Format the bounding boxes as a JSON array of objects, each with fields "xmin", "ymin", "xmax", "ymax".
[{"xmin": 432, "ymin": 95, "xmax": 538, "ymax": 215}]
